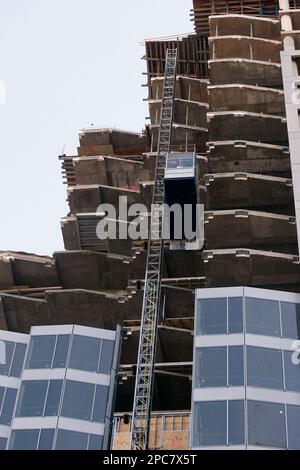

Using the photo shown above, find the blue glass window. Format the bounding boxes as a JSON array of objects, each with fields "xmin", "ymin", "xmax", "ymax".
[
  {"xmin": 10, "ymin": 343, "xmax": 26, "ymax": 377},
  {"xmin": 61, "ymin": 380, "xmax": 94, "ymax": 421},
  {"xmin": 0, "ymin": 437, "xmax": 7, "ymax": 450},
  {"xmin": 92, "ymin": 385, "xmax": 109, "ymax": 423},
  {"xmin": 99, "ymin": 340, "xmax": 114, "ymax": 374},
  {"xmin": 9, "ymin": 429, "xmax": 40, "ymax": 450},
  {"xmin": 0, "ymin": 341, "xmax": 14, "ymax": 376},
  {"xmin": 196, "ymin": 347, "xmax": 227, "ymax": 387},
  {"xmin": 25, "ymin": 335, "xmax": 56, "ymax": 369},
  {"xmin": 246, "ymin": 298, "xmax": 280, "ymax": 337},
  {"xmin": 197, "ymin": 298, "xmax": 227, "ymax": 335},
  {"xmin": 52, "ymin": 335, "xmax": 70, "ymax": 369},
  {"xmin": 193, "ymin": 401, "xmax": 227, "ymax": 446},
  {"xmin": 248, "ymin": 400, "xmax": 286, "ymax": 448},
  {"xmin": 228, "ymin": 297, "xmax": 243, "ymax": 333},
  {"xmin": 16, "ymin": 381, "xmax": 48, "ymax": 417},
  {"xmin": 69, "ymin": 335, "xmax": 101, "ymax": 373},
  {"xmin": 281, "ymin": 302, "xmax": 300, "ymax": 339},
  {"xmin": 287, "ymin": 404, "xmax": 300, "ymax": 450},
  {"xmin": 0, "ymin": 388, "xmax": 17, "ymax": 425},
  {"xmin": 247, "ymin": 347, "xmax": 283, "ymax": 390},
  {"xmin": 284, "ymin": 350, "xmax": 300, "ymax": 392},
  {"xmin": 229, "ymin": 401, "xmax": 245, "ymax": 445},
  {"xmin": 88, "ymin": 434, "xmax": 103, "ymax": 450},
  {"xmin": 44, "ymin": 380, "xmax": 63, "ymax": 416},
  {"xmin": 55, "ymin": 429, "xmax": 88, "ymax": 450},
  {"xmin": 38, "ymin": 429, "xmax": 55, "ymax": 450},
  {"xmin": 228, "ymin": 346, "xmax": 244, "ymax": 386}
]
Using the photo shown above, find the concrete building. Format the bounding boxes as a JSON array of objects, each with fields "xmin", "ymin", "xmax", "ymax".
[{"xmin": 1, "ymin": 0, "xmax": 300, "ymax": 450}]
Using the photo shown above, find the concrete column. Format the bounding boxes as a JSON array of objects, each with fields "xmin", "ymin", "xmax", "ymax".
[
  {"xmin": 279, "ymin": 0, "xmax": 290, "ymax": 11},
  {"xmin": 283, "ymin": 36, "xmax": 295, "ymax": 51},
  {"xmin": 281, "ymin": 14, "xmax": 293, "ymax": 32},
  {"xmin": 0, "ymin": 298, "xmax": 7, "ymax": 330},
  {"xmin": 281, "ymin": 49, "xmax": 300, "ymax": 255}
]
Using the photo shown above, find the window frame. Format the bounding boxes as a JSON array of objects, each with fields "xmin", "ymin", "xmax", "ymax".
[
  {"xmin": 192, "ymin": 400, "xmax": 245, "ymax": 447},
  {"xmin": 197, "ymin": 297, "xmax": 243, "ymax": 336},
  {"xmin": 246, "ymin": 346, "xmax": 284, "ymax": 391}
]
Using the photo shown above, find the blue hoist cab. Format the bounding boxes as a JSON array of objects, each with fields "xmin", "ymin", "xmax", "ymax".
[{"xmin": 164, "ymin": 152, "xmax": 202, "ymax": 251}]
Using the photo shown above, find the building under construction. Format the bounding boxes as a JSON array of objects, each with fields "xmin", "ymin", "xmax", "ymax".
[{"xmin": 1, "ymin": 0, "xmax": 300, "ymax": 450}]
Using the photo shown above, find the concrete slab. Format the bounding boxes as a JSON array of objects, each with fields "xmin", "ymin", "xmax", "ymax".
[
  {"xmin": 67, "ymin": 185, "xmax": 141, "ymax": 215},
  {"xmin": 149, "ymin": 99, "xmax": 208, "ymax": 129},
  {"xmin": 54, "ymin": 250, "xmax": 146, "ymax": 290},
  {"xmin": 209, "ymin": 14, "xmax": 280, "ymax": 40},
  {"xmin": 208, "ymin": 59, "xmax": 282, "ymax": 87},
  {"xmin": 150, "ymin": 75, "xmax": 208, "ymax": 103},
  {"xmin": 78, "ymin": 128, "xmax": 147, "ymax": 157},
  {"xmin": 151, "ymin": 125, "xmax": 208, "ymax": 153},
  {"xmin": 208, "ymin": 111, "xmax": 288, "ymax": 144},
  {"xmin": 205, "ymin": 172, "xmax": 293, "ymax": 211},
  {"xmin": 209, "ymin": 36, "xmax": 281, "ymax": 62},
  {"xmin": 207, "ymin": 141, "xmax": 290, "ymax": 175},
  {"xmin": 205, "ymin": 210, "xmax": 297, "ymax": 252},
  {"xmin": 202, "ymin": 248, "xmax": 300, "ymax": 289},
  {"xmin": 0, "ymin": 252, "xmax": 58, "ymax": 289},
  {"xmin": 208, "ymin": 84, "xmax": 285, "ymax": 114}
]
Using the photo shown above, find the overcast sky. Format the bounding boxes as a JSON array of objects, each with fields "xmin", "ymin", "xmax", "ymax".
[{"xmin": 0, "ymin": 0, "xmax": 193, "ymax": 256}]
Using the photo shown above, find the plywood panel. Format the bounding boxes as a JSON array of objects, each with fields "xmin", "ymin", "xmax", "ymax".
[
  {"xmin": 162, "ymin": 431, "xmax": 189, "ymax": 450},
  {"xmin": 112, "ymin": 432, "xmax": 131, "ymax": 450}
]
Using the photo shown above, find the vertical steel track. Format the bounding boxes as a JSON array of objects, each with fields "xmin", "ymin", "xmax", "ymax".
[{"xmin": 131, "ymin": 49, "xmax": 178, "ymax": 450}]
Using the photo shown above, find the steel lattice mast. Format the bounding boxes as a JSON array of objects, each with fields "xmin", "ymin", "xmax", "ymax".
[{"xmin": 130, "ymin": 49, "xmax": 178, "ymax": 450}]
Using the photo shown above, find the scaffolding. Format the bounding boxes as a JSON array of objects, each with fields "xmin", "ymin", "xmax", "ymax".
[{"xmin": 130, "ymin": 49, "xmax": 178, "ymax": 450}]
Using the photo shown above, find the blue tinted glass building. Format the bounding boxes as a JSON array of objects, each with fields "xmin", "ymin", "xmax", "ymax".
[
  {"xmin": 191, "ymin": 286, "xmax": 300, "ymax": 450},
  {"xmin": 0, "ymin": 330, "xmax": 28, "ymax": 450},
  {"xmin": 0, "ymin": 324, "xmax": 120, "ymax": 450}
]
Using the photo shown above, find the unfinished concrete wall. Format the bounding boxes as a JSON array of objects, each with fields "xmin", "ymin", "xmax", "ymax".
[{"xmin": 280, "ymin": 0, "xmax": 300, "ymax": 257}]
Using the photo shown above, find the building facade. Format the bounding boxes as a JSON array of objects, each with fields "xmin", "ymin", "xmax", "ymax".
[
  {"xmin": 192, "ymin": 286, "xmax": 300, "ymax": 449},
  {"xmin": 2, "ymin": 0, "xmax": 300, "ymax": 450},
  {"xmin": 0, "ymin": 325, "xmax": 120, "ymax": 450}
]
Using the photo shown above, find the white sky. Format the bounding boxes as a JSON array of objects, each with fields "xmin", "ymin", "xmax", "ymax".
[{"xmin": 0, "ymin": 0, "xmax": 193, "ymax": 255}]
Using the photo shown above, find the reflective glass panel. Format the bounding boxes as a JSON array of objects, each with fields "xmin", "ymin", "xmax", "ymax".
[
  {"xmin": 0, "ymin": 341, "xmax": 14, "ymax": 376},
  {"xmin": 228, "ymin": 346, "xmax": 244, "ymax": 386},
  {"xmin": 25, "ymin": 335, "xmax": 56, "ymax": 369},
  {"xmin": 98, "ymin": 340, "xmax": 114, "ymax": 374},
  {"xmin": 55, "ymin": 429, "xmax": 88, "ymax": 450},
  {"xmin": 0, "ymin": 438, "xmax": 7, "ymax": 450},
  {"xmin": 247, "ymin": 347, "xmax": 283, "ymax": 390},
  {"xmin": 246, "ymin": 298, "xmax": 280, "ymax": 337},
  {"xmin": 53, "ymin": 335, "xmax": 70, "ymax": 369},
  {"xmin": 0, "ymin": 388, "xmax": 17, "ymax": 425},
  {"xmin": 228, "ymin": 297, "xmax": 243, "ymax": 334},
  {"xmin": 88, "ymin": 434, "xmax": 103, "ymax": 450},
  {"xmin": 92, "ymin": 385, "xmax": 109, "ymax": 423},
  {"xmin": 193, "ymin": 401, "xmax": 227, "ymax": 446},
  {"xmin": 287, "ymin": 404, "xmax": 300, "ymax": 450},
  {"xmin": 38, "ymin": 429, "xmax": 55, "ymax": 450},
  {"xmin": 61, "ymin": 380, "xmax": 94, "ymax": 421},
  {"xmin": 16, "ymin": 381, "xmax": 48, "ymax": 417},
  {"xmin": 284, "ymin": 350, "xmax": 300, "ymax": 392},
  {"xmin": 248, "ymin": 400, "xmax": 286, "ymax": 448},
  {"xmin": 228, "ymin": 400, "xmax": 245, "ymax": 445},
  {"xmin": 44, "ymin": 380, "xmax": 63, "ymax": 416},
  {"xmin": 197, "ymin": 298, "xmax": 227, "ymax": 335},
  {"xmin": 195, "ymin": 347, "xmax": 227, "ymax": 387},
  {"xmin": 281, "ymin": 302, "xmax": 300, "ymax": 339},
  {"xmin": 69, "ymin": 335, "xmax": 101, "ymax": 373},
  {"xmin": 10, "ymin": 343, "xmax": 26, "ymax": 377},
  {"xmin": 9, "ymin": 430, "xmax": 39, "ymax": 450}
]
